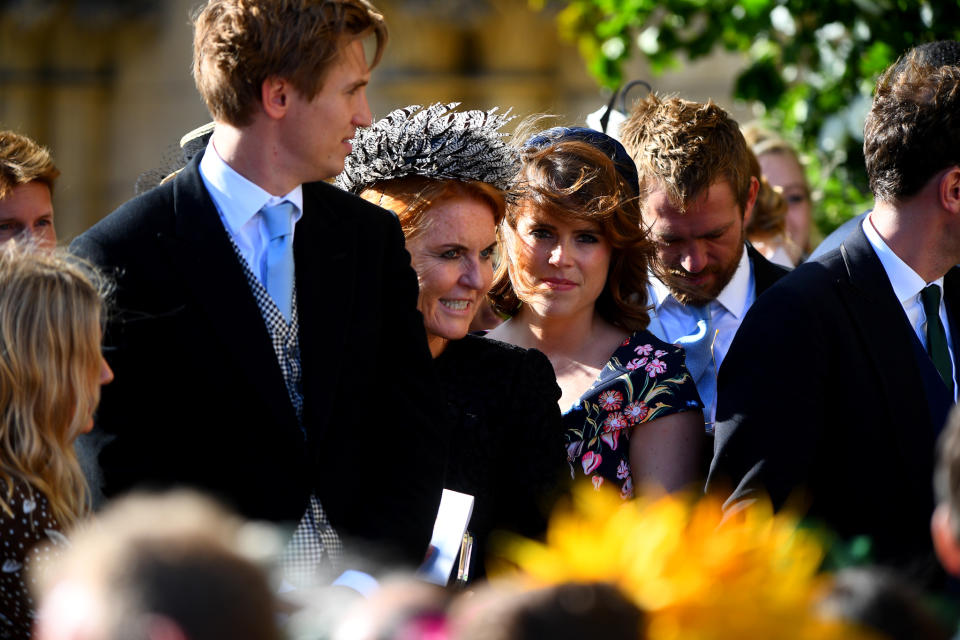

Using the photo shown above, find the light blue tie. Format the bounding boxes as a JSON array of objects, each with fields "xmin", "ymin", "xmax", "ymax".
[
  {"xmin": 261, "ymin": 201, "xmax": 295, "ymax": 322},
  {"xmin": 675, "ymin": 305, "xmax": 716, "ymax": 430}
]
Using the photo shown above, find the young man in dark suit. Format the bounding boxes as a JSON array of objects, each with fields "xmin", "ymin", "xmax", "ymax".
[
  {"xmin": 71, "ymin": 0, "xmax": 442, "ymax": 575},
  {"xmin": 708, "ymin": 41, "xmax": 960, "ymax": 576},
  {"xmin": 618, "ymin": 96, "xmax": 790, "ymax": 435}
]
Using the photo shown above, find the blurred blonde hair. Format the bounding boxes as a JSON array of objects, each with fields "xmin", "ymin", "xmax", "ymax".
[{"xmin": 0, "ymin": 244, "xmax": 107, "ymax": 527}]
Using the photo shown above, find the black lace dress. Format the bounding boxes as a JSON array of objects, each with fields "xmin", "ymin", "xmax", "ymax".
[
  {"xmin": 0, "ymin": 481, "xmax": 69, "ymax": 640},
  {"xmin": 433, "ymin": 334, "xmax": 565, "ymax": 580}
]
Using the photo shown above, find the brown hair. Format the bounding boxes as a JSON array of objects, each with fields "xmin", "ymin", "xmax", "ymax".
[
  {"xmin": 360, "ymin": 176, "xmax": 506, "ymax": 241},
  {"xmin": 0, "ymin": 131, "xmax": 59, "ymax": 201},
  {"xmin": 745, "ymin": 150, "xmax": 787, "ymax": 237},
  {"xmin": 864, "ymin": 49, "xmax": 960, "ymax": 202},
  {"xmin": 620, "ymin": 94, "xmax": 753, "ymax": 214},
  {"xmin": 192, "ymin": 0, "xmax": 388, "ymax": 127},
  {"xmin": 489, "ymin": 139, "xmax": 654, "ymax": 331},
  {"xmin": 0, "ymin": 245, "xmax": 108, "ymax": 528}
]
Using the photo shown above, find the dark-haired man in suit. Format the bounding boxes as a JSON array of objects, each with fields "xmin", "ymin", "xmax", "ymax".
[
  {"xmin": 72, "ymin": 0, "xmax": 442, "ymax": 577},
  {"xmin": 619, "ymin": 95, "xmax": 789, "ymax": 436},
  {"xmin": 708, "ymin": 41, "xmax": 960, "ymax": 575}
]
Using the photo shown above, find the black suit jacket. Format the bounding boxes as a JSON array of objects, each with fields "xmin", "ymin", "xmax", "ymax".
[
  {"xmin": 72, "ymin": 154, "xmax": 444, "ymax": 563},
  {"xmin": 708, "ymin": 225, "xmax": 959, "ymax": 570},
  {"xmin": 748, "ymin": 243, "xmax": 791, "ymax": 296}
]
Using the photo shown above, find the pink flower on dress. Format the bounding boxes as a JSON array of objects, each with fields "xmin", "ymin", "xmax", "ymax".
[
  {"xmin": 598, "ymin": 390, "xmax": 623, "ymax": 411},
  {"xmin": 604, "ymin": 412, "xmax": 629, "ymax": 432},
  {"xmin": 592, "ymin": 475, "xmax": 605, "ymax": 490},
  {"xmin": 616, "ymin": 459, "xmax": 630, "ymax": 480},
  {"xmin": 624, "ymin": 401, "xmax": 649, "ymax": 424},
  {"xmin": 626, "ymin": 357, "xmax": 648, "ymax": 371},
  {"xmin": 620, "ymin": 477, "xmax": 634, "ymax": 499},
  {"xmin": 634, "ymin": 343, "xmax": 653, "ymax": 356},
  {"xmin": 600, "ymin": 430, "xmax": 620, "ymax": 450},
  {"xmin": 654, "ymin": 349, "xmax": 668, "ymax": 357},
  {"xmin": 581, "ymin": 451, "xmax": 602, "ymax": 474},
  {"xmin": 645, "ymin": 358, "xmax": 667, "ymax": 376}
]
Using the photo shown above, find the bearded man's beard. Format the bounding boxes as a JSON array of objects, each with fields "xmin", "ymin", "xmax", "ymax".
[{"xmin": 656, "ymin": 239, "xmax": 745, "ymax": 307}]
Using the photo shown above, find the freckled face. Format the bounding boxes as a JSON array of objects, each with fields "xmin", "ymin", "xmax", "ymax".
[
  {"xmin": 506, "ymin": 204, "xmax": 611, "ymax": 320},
  {"xmin": 758, "ymin": 151, "xmax": 812, "ymax": 253},
  {"xmin": 406, "ymin": 196, "xmax": 497, "ymax": 355},
  {"xmin": 0, "ymin": 181, "xmax": 56, "ymax": 248}
]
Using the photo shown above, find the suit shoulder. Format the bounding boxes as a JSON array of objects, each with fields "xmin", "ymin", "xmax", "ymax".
[
  {"xmin": 303, "ymin": 180, "xmax": 401, "ymax": 229},
  {"xmin": 73, "ymin": 180, "xmax": 175, "ymax": 256},
  {"xmin": 459, "ymin": 333, "xmax": 548, "ymax": 366},
  {"xmin": 456, "ymin": 334, "xmax": 556, "ymax": 386}
]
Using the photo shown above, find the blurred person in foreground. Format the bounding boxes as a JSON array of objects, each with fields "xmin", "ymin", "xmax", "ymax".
[
  {"xmin": 0, "ymin": 130, "xmax": 59, "ymax": 248},
  {"xmin": 934, "ymin": 403, "xmax": 960, "ymax": 579},
  {"xmin": 70, "ymin": 0, "xmax": 444, "ymax": 582},
  {"xmin": 488, "ymin": 127, "xmax": 703, "ymax": 497},
  {"xmin": 337, "ymin": 103, "xmax": 564, "ymax": 580},
  {"xmin": 35, "ymin": 491, "xmax": 280, "ymax": 640},
  {"xmin": 618, "ymin": 96, "xmax": 790, "ymax": 436},
  {"xmin": 0, "ymin": 245, "xmax": 113, "ymax": 638},
  {"xmin": 741, "ymin": 124, "xmax": 813, "ymax": 264},
  {"xmin": 816, "ymin": 567, "xmax": 949, "ymax": 640},
  {"xmin": 708, "ymin": 42, "xmax": 960, "ymax": 577},
  {"xmin": 449, "ymin": 581, "xmax": 644, "ymax": 640}
]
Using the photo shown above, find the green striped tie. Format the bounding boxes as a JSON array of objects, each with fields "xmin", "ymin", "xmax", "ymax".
[{"xmin": 921, "ymin": 284, "xmax": 953, "ymax": 397}]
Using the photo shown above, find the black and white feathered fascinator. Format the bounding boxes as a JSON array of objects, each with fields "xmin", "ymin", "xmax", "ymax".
[{"xmin": 335, "ymin": 102, "xmax": 519, "ymax": 194}]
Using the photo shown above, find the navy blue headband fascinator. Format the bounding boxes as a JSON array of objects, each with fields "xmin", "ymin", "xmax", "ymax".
[{"xmin": 522, "ymin": 126, "xmax": 640, "ymax": 197}]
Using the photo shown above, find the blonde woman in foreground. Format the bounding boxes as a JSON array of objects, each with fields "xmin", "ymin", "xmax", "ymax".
[{"xmin": 0, "ymin": 245, "xmax": 112, "ymax": 638}]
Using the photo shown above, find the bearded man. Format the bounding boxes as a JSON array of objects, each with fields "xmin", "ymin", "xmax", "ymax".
[{"xmin": 619, "ymin": 95, "xmax": 789, "ymax": 433}]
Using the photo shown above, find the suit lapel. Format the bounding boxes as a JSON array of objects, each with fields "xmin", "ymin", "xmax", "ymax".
[
  {"xmin": 944, "ymin": 266, "xmax": 960, "ymax": 390},
  {"xmin": 836, "ymin": 227, "xmax": 936, "ymax": 477},
  {"xmin": 747, "ymin": 243, "xmax": 789, "ymax": 295},
  {"xmin": 293, "ymin": 181, "xmax": 354, "ymax": 441},
  {"xmin": 161, "ymin": 155, "xmax": 300, "ymax": 432}
]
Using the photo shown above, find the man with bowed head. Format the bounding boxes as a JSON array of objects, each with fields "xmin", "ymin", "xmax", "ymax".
[
  {"xmin": 71, "ymin": 0, "xmax": 443, "ymax": 578},
  {"xmin": 618, "ymin": 97, "xmax": 789, "ymax": 435},
  {"xmin": 708, "ymin": 41, "xmax": 960, "ymax": 574}
]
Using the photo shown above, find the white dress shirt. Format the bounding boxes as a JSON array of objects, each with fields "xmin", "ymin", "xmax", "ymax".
[
  {"xmin": 647, "ymin": 246, "xmax": 756, "ymax": 425},
  {"xmin": 863, "ymin": 213, "xmax": 956, "ymax": 399},
  {"xmin": 198, "ymin": 139, "xmax": 304, "ymax": 287}
]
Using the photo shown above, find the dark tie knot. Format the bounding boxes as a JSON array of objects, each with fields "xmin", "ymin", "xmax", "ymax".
[{"xmin": 922, "ymin": 284, "xmax": 942, "ymax": 311}]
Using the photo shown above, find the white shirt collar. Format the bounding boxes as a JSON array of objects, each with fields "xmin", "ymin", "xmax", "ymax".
[
  {"xmin": 714, "ymin": 246, "xmax": 752, "ymax": 318},
  {"xmin": 199, "ymin": 138, "xmax": 304, "ymax": 233},
  {"xmin": 649, "ymin": 244, "xmax": 753, "ymax": 317},
  {"xmin": 862, "ymin": 212, "xmax": 937, "ymax": 301}
]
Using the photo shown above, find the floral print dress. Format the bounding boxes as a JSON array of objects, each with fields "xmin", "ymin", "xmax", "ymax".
[{"xmin": 563, "ymin": 330, "xmax": 703, "ymax": 499}]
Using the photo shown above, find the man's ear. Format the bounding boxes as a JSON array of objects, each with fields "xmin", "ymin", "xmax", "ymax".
[
  {"xmin": 931, "ymin": 504, "xmax": 960, "ymax": 576},
  {"xmin": 742, "ymin": 175, "xmax": 760, "ymax": 227},
  {"xmin": 261, "ymin": 77, "xmax": 290, "ymax": 120},
  {"xmin": 939, "ymin": 166, "xmax": 960, "ymax": 215}
]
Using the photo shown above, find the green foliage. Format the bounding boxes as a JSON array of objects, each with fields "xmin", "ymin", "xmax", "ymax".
[{"xmin": 537, "ymin": 0, "xmax": 960, "ymax": 235}]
